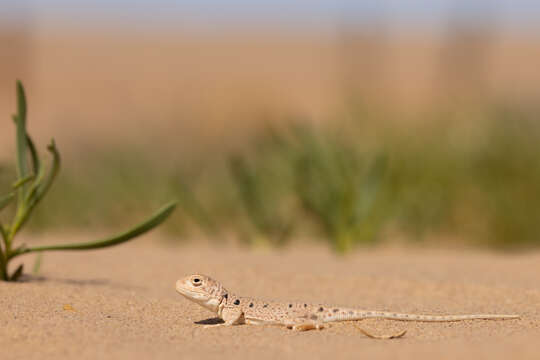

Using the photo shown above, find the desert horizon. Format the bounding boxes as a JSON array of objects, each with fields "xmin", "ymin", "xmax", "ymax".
[{"xmin": 1, "ymin": 26, "xmax": 540, "ymax": 158}]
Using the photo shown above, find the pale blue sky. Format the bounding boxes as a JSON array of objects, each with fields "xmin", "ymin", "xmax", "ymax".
[{"xmin": 2, "ymin": 0, "xmax": 540, "ymax": 31}]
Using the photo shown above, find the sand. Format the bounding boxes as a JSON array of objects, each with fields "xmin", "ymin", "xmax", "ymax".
[{"xmin": 1, "ymin": 236, "xmax": 539, "ymax": 360}]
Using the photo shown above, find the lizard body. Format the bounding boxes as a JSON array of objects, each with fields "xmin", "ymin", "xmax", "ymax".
[{"xmin": 175, "ymin": 274, "xmax": 519, "ymax": 332}]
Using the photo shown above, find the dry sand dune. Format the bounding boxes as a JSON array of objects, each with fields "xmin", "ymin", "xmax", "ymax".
[{"xmin": 1, "ymin": 236, "xmax": 539, "ymax": 359}]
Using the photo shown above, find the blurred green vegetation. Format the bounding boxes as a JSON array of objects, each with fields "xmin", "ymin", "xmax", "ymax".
[{"xmin": 1, "ymin": 104, "xmax": 539, "ymax": 252}]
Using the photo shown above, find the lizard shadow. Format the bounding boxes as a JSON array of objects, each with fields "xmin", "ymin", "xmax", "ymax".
[{"xmin": 195, "ymin": 317, "xmax": 224, "ymax": 325}]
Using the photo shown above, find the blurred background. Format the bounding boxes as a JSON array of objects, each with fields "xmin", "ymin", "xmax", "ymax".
[{"xmin": 1, "ymin": 0, "xmax": 539, "ymax": 251}]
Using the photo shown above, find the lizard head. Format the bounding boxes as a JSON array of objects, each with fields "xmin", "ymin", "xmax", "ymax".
[{"xmin": 175, "ymin": 274, "xmax": 228, "ymax": 312}]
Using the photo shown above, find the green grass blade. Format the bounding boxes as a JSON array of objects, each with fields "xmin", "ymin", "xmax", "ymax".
[
  {"xmin": 12, "ymin": 175, "xmax": 35, "ymax": 189},
  {"xmin": 14, "ymin": 201, "xmax": 176, "ymax": 254},
  {"xmin": 16, "ymin": 80, "xmax": 27, "ymax": 126},
  {"xmin": 25, "ymin": 150, "xmax": 48, "ymax": 205},
  {"xmin": 175, "ymin": 179, "xmax": 218, "ymax": 235},
  {"xmin": 14, "ymin": 81, "xmax": 29, "ymax": 193},
  {"xmin": 0, "ymin": 192, "xmax": 14, "ymax": 211},
  {"xmin": 355, "ymin": 153, "xmax": 388, "ymax": 220},
  {"xmin": 26, "ymin": 134, "xmax": 41, "ymax": 175},
  {"xmin": 9, "ymin": 140, "xmax": 61, "ymax": 237},
  {"xmin": 228, "ymin": 155, "xmax": 268, "ymax": 234},
  {"xmin": 29, "ymin": 139, "xmax": 60, "ymax": 208}
]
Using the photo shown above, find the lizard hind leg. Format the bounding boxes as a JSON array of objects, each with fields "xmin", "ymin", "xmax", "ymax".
[
  {"xmin": 291, "ymin": 322, "xmax": 325, "ymax": 331},
  {"xmin": 285, "ymin": 317, "xmax": 326, "ymax": 331}
]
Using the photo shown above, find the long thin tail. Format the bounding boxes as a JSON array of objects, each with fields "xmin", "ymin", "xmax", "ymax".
[
  {"xmin": 362, "ymin": 311, "xmax": 520, "ymax": 322},
  {"xmin": 326, "ymin": 309, "xmax": 520, "ymax": 322}
]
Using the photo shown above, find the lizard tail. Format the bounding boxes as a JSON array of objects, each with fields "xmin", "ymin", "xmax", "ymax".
[
  {"xmin": 355, "ymin": 311, "xmax": 520, "ymax": 322},
  {"xmin": 324, "ymin": 309, "xmax": 520, "ymax": 322}
]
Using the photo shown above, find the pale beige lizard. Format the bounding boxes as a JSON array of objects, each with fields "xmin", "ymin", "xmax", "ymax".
[{"xmin": 175, "ymin": 274, "xmax": 519, "ymax": 336}]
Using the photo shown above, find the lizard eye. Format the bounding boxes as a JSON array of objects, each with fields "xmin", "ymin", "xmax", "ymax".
[{"xmin": 191, "ymin": 278, "xmax": 202, "ymax": 286}]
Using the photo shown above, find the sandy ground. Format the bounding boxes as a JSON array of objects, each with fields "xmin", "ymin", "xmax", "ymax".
[{"xmin": 1, "ymin": 236, "xmax": 539, "ymax": 360}]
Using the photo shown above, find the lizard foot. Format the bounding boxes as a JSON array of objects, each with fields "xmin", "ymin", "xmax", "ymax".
[{"xmin": 288, "ymin": 323, "xmax": 325, "ymax": 331}]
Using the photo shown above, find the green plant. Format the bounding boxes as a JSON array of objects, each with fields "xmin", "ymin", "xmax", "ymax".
[
  {"xmin": 291, "ymin": 126, "xmax": 388, "ymax": 252},
  {"xmin": 228, "ymin": 153, "xmax": 294, "ymax": 246},
  {"xmin": 0, "ymin": 81, "xmax": 176, "ymax": 281},
  {"xmin": 469, "ymin": 110, "xmax": 540, "ymax": 247},
  {"xmin": 173, "ymin": 175, "xmax": 219, "ymax": 236}
]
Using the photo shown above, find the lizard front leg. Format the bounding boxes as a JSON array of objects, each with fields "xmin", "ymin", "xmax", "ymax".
[{"xmin": 204, "ymin": 307, "xmax": 245, "ymax": 328}]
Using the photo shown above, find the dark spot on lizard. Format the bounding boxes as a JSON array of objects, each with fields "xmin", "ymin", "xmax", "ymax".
[
  {"xmin": 318, "ymin": 307, "xmax": 324, "ymax": 312},
  {"xmin": 333, "ymin": 309, "xmax": 339, "ymax": 313},
  {"xmin": 233, "ymin": 299, "xmax": 240, "ymax": 305},
  {"xmin": 304, "ymin": 304, "xmax": 307, "ymax": 308},
  {"xmin": 263, "ymin": 304, "xmax": 268, "ymax": 308},
  {"xmin": 289, "ymin": 304, "xmax": 293, "ymax": 308},
  {"xmin": 223, "ymin": 294, "xmax": 228, "ymax": 299},
  {"xmin": 249, "ymin": 303, "xmax": 254, "ymax": 308}
]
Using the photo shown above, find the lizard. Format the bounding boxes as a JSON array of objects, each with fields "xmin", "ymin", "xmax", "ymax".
[{"xmin": 175, "ymin": 274, "xmax": 520, "ymax": 337}]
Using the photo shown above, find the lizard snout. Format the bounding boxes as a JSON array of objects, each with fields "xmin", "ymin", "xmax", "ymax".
[{"xmin": 175, "ymin": 279, "xmax": 186, "ymax": 293}]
